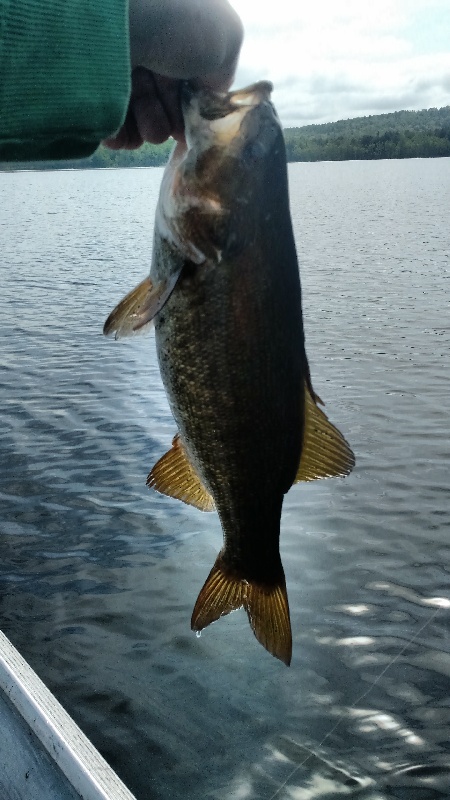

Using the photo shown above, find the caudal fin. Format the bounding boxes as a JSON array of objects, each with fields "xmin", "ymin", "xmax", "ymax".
[{"xmin": 191, "ymin": 555, "xmax": 292, "ymax": 665}]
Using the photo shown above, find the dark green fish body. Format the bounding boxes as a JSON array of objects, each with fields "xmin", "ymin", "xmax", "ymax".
[
  {"xmin": 104, "ymin": 83, "xmax": 354, "ymax": 664},
  {"xmin": 154, "ymin": 139, "xmax": 304, "ymax": 569}
]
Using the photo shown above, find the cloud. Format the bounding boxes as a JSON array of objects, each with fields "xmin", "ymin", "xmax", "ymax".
[{"xmin": 231, "ymin": 0, "xmax": 450, "ymax": 125}]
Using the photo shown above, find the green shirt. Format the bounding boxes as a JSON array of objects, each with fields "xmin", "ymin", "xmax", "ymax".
[{"xmin": 0, "ymin": 0, "xmax": 130, "ymax": 161}]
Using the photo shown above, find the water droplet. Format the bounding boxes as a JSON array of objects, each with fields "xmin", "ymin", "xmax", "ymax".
[{"xmin": 195, "ymin": 630, "xmax": 202, "ymax": 638}]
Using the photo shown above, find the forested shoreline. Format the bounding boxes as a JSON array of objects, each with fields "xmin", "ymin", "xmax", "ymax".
[
  {"xmin": 284, "ymin": 105, "xmax": 450, "ymax": 161},
  {"xmin": 3, "ymin": 105, "xmax": 450, "ymax": 170}
]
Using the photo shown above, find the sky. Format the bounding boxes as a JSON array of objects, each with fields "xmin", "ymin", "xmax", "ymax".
[{"xmin": 231, "ymin": 0, "xmax": 450, "ymax": 127}]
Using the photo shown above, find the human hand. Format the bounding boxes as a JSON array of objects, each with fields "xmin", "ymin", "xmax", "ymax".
[{"xmin": 104, "ymin": 0, "xmax": 243, "ymax": 149}]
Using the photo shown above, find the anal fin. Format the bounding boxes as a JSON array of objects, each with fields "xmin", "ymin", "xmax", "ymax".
[
  {"xmin": 191, "ymin": 555, "xmax": 292, "ymax": 666},
  {"xmin": 147, "ymin": 434, "xmax": 215, "ymax": 512},
  {"xmin": 295, "ymin": 383, "xmax": 355, "ymax": 482}
]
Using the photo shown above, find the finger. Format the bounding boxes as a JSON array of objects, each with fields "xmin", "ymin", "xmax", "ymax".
[
  {"xmin": 129, "ymin": 67, "xmax": 172, "ymax": 144},
  {"xmin": 104, "ymin": 68, "xmax": 176, "ymax": 147},
  {"xmin": 103, "ymin": 106, "xmax": 143, "ymax": 150},
  {"xmin": 191, "ymin": 6, "xmax": 243, "ymax": 91},
  {"xmin": 191, "ymin": 53, "xmax": 238, "ymax": 93},
  {"xmin": 152, "ymin": 74, "xmax": 184, "ymax": 141},
  {"xmin": 129, "ymin": 0, "xmax": 243, "ymax": 85}
]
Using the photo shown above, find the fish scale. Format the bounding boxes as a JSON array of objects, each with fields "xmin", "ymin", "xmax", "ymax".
[{"xmin": 104, "ymin": 81, "xmax": 355, "ymax": 665}]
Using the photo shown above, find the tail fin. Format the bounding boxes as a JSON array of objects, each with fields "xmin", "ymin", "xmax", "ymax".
[{"xmin": 191, "ymin": 555, "xmax": 292, "ymax": 665}]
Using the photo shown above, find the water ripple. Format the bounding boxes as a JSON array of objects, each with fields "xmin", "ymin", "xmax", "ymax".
[{"xmin": 1, "ymin": 161, "xmax": 449, "ymax": 799}]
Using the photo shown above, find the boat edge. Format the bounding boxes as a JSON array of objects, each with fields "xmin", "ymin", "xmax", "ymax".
[{"xmin": 0, "ymin": 629, "xmax": 137, "ymax": 800}]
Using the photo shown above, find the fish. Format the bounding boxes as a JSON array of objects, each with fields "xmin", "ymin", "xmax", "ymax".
[{"xmin": 103, "ymin": 81, "xmax": 355, "ymax": 665}]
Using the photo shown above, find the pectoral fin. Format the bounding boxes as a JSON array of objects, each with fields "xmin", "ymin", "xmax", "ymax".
[
  {"xmin": 147, "ymin": 434, "xmax": 215, "ymax": 512},
  {"xmin": 103, "ymin": 270, "xmax": 181, "ymax": 339},
  {"xmin": 295, "ymin": 384, "xmax": 355, "ymax": 482}
]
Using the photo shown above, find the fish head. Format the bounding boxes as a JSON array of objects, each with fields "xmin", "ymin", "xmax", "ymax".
[
  {"xmin": 157, "ymin": 81, "xmax": 286, "ymax": 265},
  {"xmin": 181, "ymin": 80, "xmax": 275, "ymax": 154}
]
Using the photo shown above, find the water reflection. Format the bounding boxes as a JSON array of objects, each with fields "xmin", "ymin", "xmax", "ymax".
[
  {"xmin": 1, "ymin": 162, "xmax": 450, "ymax": 798},
  {"xmin": 225, "ymin": 736, "xmax": 376, "ymax": 799}
]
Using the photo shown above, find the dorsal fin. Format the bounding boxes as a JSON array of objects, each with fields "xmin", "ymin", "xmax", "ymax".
[
  {"xmin": 295, "ymin": 383, "xmax": 355, "ymax": 482},
  {"xmin": 147, "ymin": 434, "xmax": 215, "ymax": 512}
]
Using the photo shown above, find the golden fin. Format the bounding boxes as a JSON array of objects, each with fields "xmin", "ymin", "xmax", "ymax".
[
  {"xmin": 191, "ymin": 556, "xmax": 245, "ymax": 630},
  {"xmin": 191, "ymin": 555, "xmax": 292, "ymax": 666},
  {"xmin": 103, "ymin": 269, "xmax": 181, "ymax": 339},
  {"xmin": 147, "ymin": 434, "xmax": 215, "ymax": 512},
  {"xmin": 295, "ymin": 384, "xmax": 355, "ymax": 482},
  {"xmin": 245, "ymin": 579, "xmax": 292, "ymax": 666}
]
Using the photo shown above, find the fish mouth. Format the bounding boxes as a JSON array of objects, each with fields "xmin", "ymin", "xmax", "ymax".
[
  {"xmin": 181, "ymin": 80, "xmax": 275, "ymax": 150},
  {"xmin": 228, "ymin": 81, "xmax": 273, "ymax": 107},
  {"xmin": 181, "ymin": 80, "xmax": 273, "ymax": 122}
]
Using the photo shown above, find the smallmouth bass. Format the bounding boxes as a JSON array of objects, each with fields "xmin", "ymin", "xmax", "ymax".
[{"xmin": 104, "ymin": 81, "xmax": 354, "ymax": 665}]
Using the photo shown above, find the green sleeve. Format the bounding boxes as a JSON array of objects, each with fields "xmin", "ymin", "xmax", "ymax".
[{"xmin": 0, "ymin": 0, "xmax": 130, "ymax": 161}]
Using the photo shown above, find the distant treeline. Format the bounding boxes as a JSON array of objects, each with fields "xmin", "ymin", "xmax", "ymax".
[
  {"xmin": 2, "ymin": 105, "xmax": 450, "ymax": 170},
  {"xmin": 1, "ymin": 140, "xmax": 173, "ymax": 171},
  {"xmin": 82, "ymin": 140, "xmax": 173, "ymax": 168},
  {"xmin": 284, "ymin": 105, "xmax": 450, "ymax": 161}
]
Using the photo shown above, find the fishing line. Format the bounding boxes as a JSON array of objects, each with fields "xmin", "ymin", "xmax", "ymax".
[{"xmin": 267, "ymin": 604, "xmax": 443, "ymax": 800}]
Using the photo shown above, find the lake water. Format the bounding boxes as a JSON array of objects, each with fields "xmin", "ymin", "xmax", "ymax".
[{"xmin": 1, "ymin": 159, "xmax": 449, "ymax": 799}]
